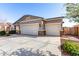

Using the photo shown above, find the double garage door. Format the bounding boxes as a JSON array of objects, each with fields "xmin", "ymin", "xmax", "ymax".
[
  {"xmin": 20, "ymin": 23, "xmax": 39, "ymax": 35},
  {"xmin": 20, "ymin": 23, "xmax": 61, "ymax": 36}
]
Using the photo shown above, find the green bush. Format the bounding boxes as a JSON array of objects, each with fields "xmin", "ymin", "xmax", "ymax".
[
  {"xmin": 9, "ymin": 30, "xmax": 16, "ymax": 34},
  {"xmin": 0, "ymin": 31, "xmax": 6, "ymax": 36},
  {"xmin": 62, "ymin": 40, "xmax": 79, "ymax": 56}
]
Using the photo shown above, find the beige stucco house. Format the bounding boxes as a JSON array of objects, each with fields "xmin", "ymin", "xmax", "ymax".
[
  {"xmin": 14, "ymin": 15, "xmax": 64, "ymax": 36},
  {"xmin": 0, "ymin": 23, "xmax": 14, "ymax": 32}
]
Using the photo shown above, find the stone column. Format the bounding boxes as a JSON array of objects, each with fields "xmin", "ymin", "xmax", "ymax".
[
  {"xmin": 38, "ymin": 20, "xmax": 46, "ymax": 36},
  {"xmin": 15, "ymin": 25, "xmax": 20, "ymax": 34}
]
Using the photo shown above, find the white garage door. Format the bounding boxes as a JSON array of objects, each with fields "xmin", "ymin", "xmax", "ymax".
[
  {"xmin": 20, "ymin": 23, "xmax": 39, "ymax": 35},
  {"xmin": 45, "ymin": 23, "xmax": 61, "ymax": 36}
]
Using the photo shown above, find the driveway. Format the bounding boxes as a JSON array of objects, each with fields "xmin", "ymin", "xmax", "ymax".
[{"xmin": 0, "ymin": 34, "xmax": 61, "ymax": 56}]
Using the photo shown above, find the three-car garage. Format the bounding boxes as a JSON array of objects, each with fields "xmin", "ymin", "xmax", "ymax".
[
  {"xmin": 19, "ymin": 23, "xmax": 61, "ymax": 36},
  {"xmin": 14, "ymin": 15, "xmax": 63, "ymax": 36}
]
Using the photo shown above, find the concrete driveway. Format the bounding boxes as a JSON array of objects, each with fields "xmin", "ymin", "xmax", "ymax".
[{"xmin": 0, "ymin": 35, "xmax": 61, "ymax": 56}]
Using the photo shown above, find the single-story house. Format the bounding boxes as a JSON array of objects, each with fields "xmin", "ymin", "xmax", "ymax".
[
  {"xmin": 0, "ymin": 23, "xmax": 14, "ymax": 32},
  {"xmin": 14, "ymin": 15, "xmax": 64, "ymax": 36}
]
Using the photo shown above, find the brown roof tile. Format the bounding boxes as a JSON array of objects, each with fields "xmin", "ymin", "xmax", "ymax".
[
  {"xmin": 14, "ymin": 15, "xmax": 43, "ymax": 24},
  {"xmin": 45, "ymin": 17, "xmax": 64, "ymax": 23},
  {"xmin": 45, "ymin": 16, "xmax": 64, "ymax": 20},
  {"xmin": 14, "ymin": 15, "xmax": 64, "ymax": 24}
]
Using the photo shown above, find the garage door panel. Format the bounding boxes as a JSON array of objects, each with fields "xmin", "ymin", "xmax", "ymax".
[
  {"xmin": 20, "ymin": 23, "xmax": 39, "ymax": 35},
  {"xmin": 45, "ymin": 23, "xmax": 61, "ymax": 36}
]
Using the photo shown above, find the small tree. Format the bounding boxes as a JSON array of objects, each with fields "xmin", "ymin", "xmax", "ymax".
[{"xmin": 65, "ymin": 3, "xmax": 79, "ymax": 23}]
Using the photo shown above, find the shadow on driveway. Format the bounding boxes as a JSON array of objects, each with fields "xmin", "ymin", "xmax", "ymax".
[{"xmin": 0, "ymin": 48, "xmax": 57, "ymax": 56}]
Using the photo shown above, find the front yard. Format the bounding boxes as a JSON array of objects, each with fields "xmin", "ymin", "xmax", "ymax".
[
  {"xmin": 0, "ymin": 34, "xmax": 61, "ymax": 56},
  {"xmin": 61, "ymin": 35, "xmax": 79, "ymax": 56}
]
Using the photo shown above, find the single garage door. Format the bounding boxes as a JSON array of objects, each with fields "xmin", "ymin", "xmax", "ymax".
[
  {"xmin": 45, "ymin": 23, "xmax": 61, "ymax": 36},
  {"xmin": 20, "ymin": 23, "xmax": 39, "ymax": 35}
]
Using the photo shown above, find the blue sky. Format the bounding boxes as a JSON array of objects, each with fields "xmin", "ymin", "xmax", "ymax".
[{"xmin": 0, "ymin": 3, "xmax": 76, "ymax": 27}]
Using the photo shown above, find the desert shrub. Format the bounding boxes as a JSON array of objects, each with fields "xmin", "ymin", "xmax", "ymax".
[
  {"xmin": 9, "ymin": 30, "xmax": 16, "ymax": 34},
  {"xmin": 0, "ymin": 31, "xmax": 6, "ymax": 36},
  {"xmin": 62, "ymin": 40, "xmax": 79, "ymax": 56}
]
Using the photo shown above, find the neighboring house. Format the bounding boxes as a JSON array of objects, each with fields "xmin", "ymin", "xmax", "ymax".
[
  {"xmin": 14, "ymin": 15, "xmax": 64, "ymax": 36},
  {"xmin": 0, "ymin": 23, "xmax": 5, "ymax": 31},
  {"xmin": 0, "ymin": 23, "xmax": 14, "ymax": 32}
]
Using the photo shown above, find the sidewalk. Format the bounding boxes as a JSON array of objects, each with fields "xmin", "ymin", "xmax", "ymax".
[
  {"xmin": 61, "ymin": 35, "xmax": 79, "ymax": 42},
  {"xmin": 67, "ymin": 36, "xmax": 79, "ymax": 42}
]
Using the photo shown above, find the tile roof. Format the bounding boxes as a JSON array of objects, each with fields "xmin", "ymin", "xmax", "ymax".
[
  {"xmin": 0, "ymin": 22, "xmax": 12, "ymax": 26},
  {"xmin": 14, "ymin": 15, "xmax": 64, "ymax": 24},
  {"xmin": 44, "ymin": 16, "xmax": 64, "ymax": 23},
  {"xmin": 14, "ymin": 15, "xmax": 43, "ymax": 24},
  {"xmin": 45, "ymin": 16, "xmax": 64, "ymax": 20}
]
